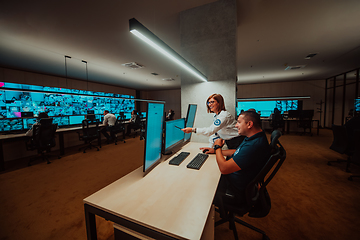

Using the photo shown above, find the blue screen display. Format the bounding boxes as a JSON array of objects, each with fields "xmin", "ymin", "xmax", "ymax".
[
  {"xmin": 144, "ymin": 102, "xmax": 164, "ymax": 173},
  {"xmin": 184, "ymin": 104, "xmax": 197, "ymax": 141},
  {"xmin": 0, "ymin": 81, "xmax": 135, "ymax": 132},
  {"xmin": 23, "ymin": 118, "xmax": 37, "ymax": 129},
  {"xmin": 164, "ymin": 118, "xmax": 185, "ymax": 152},
  {"xmin": 69, "ymin": 115, "xmax": 85, "ymax": 125},
  {"xmin": 355, "ymin": 99, "xmax": 360, "ymax": 112},
  {"xmin": 0, "ymin": 119, "xmax": 23, "ymax": 132},
  {"xmin": 237, "ymin": 100, "xmax": 298, "ymax": 117}
]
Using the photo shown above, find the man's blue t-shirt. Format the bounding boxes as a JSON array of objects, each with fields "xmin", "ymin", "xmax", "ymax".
[{"xmin": 226, "ymin": 131, "xmax": 271, "ymax": 196}]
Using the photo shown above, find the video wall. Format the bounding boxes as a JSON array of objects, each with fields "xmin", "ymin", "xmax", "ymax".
[
  {"xmin": 237, "ymin": 100, "xmax": 298, "ymax": 117},
  {"xmin": 0, "ymin": 82, "xmax": 135, "ymax": 132}
]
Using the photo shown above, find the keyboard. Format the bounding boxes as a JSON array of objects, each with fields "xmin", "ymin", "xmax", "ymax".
[
  {"xmin": 186, "ymin": 153, "xmax": 209, "ymax": 170},
  {"xmin": 169, "ymin": 152, "xmax": 190, "ymax": 166}
]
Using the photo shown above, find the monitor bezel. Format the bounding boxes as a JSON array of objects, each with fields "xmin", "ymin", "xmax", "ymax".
[
  {"xmin": 143, "ymin": 102, "xmax": 165, "ymax": 176},
  {"xmin": 184, "ymin": 104, "xmax": 197, "ymax": 143},
  {"xmin": 163, "ymin": 118, "xmax": 185, "ymax": 155}
]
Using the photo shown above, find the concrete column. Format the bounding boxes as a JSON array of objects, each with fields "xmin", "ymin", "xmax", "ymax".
[{"xmin": 180, "ymin": 0, "xmax": 237, "ymax": 143}]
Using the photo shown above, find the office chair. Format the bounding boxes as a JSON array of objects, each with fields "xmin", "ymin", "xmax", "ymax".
[
  {"xmin": 77, "ymin": 119, "xmax": 100, "ymax": 153},
  {"xmin": 215, "ymin": 130, "xmax": 286, "ymax": 240},
  {"xmin": 269, "ymin": 113, "xmax": 285, "ymax": 133},
  {"xmin": 110, "ymin": 116, "xmax": 126, "ymax": 145},
  {"xmin": 327, "ymin": 125, "xmax": 353, "ymax": 172},
  {"xmin": 348, "ymin": 147, "xmax": 360, "ymax": 181},
  {"xmin": 26, "ymin": 123, "xmax": 58, "ymax": 166},
  {"xmin": 297, "ymin": 110, "xmax": 314, "ymax": 136},
  {"xmin": 130, "ymin": 114, "xmax": 143, "ymax": 138}
]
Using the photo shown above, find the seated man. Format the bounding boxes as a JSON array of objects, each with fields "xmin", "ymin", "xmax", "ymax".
[
  {"xmin": 211, "ymin": 110, "xmax": 271, "ymax": 214},
  {"xmin": 100, "ymin": 110, "xmax": 116, "ymax": 143},
  {"xmin": 126, "ymin": 110, "xmax": 138, "ymax": 136}
]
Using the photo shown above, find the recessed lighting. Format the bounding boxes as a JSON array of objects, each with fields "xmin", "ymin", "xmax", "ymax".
[
  {"xmin": 122, "ymin": 62, "xmax": 144, "ymax": 69},
  {"xmin": 305, "ymin": 53, "xmax": 318, "ymax": 59}
]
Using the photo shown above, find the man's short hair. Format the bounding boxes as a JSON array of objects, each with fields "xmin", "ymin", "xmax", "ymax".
[
  {"xmin": 240, "ymin": 110, "xmax": 261, "ymax": 128},
  {"xmin": 104, "ymin": 110, "xmax": 109, "ymax": 114}
]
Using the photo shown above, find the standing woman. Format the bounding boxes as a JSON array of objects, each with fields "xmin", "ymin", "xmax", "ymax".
[{"xmin": 182, "ymin": 93, "xmax": 244, "ymax": 153}]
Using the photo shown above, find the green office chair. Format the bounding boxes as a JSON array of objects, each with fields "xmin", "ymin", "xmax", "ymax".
[{"xmin": 215, "ymin": 130, "xmax": 286, "ymax": 240}]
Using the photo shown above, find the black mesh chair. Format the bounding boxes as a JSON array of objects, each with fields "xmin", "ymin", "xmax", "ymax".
[
  {"xmin": 26, "ymin": 123, "xmax": 58, "ymax": 166},
  {"xmin": 327, "ymin": 125, "xmax": 353, "ymax": 172},
  {"xmin": 130, "ymin": 114, "xmax": 143, "ymax": 138},
  {"xmin": 77, "ymin": 119, "xmax": 100, "ymax": 153},
  {"xmin": 297, "ymin": 110, "xmax": 314, "ymax": 136},
  {"xmin": 110, "ymin": 116, "xmax": 126, "ymax": 145},
  {"xmin": 215, "ymin": 130, "xmax": 286, "ymax": 240}
]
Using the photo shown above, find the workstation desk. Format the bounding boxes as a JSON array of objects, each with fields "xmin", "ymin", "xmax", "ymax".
[
  {"xmin": 0, "ymin": 123, "xmax": 107, "ymax": 171},
  {"xmin": 261, "ymin": 118, "xmax": 320, "ymax": 135},
  {"xmin": 84, "ymin": 142, "xmax": 221, "ymax": 240}
]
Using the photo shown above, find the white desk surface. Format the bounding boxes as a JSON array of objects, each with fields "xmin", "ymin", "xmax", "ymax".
[{"xmin": 84, "ymin": 142, "xmax": 221, "ymax": 240}]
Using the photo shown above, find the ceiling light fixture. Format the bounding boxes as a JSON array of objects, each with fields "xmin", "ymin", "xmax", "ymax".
[
  {"xmin": 129, "ymin": 18, "xmax": 207, "ymax": 82},
  {"xmin": 305, "ymin": 53, "xmax": 318, "ymax": 60}
]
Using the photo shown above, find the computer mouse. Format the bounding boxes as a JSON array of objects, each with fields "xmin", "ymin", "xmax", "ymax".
[{"xmin": 202, "ymin": 149, "xmax": 209, "ymax": 154}]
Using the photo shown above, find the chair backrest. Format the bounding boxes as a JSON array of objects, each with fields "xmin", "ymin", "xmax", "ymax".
[
  {"xmin": 39, "ymin": 118, "xmax": 53, "ymax": 126},
  {"xmin": 244, "ymin": 131, "xmax": 286, "ymax": 217},
  {"xmin": 270, "ymin": 130, "xmax": 282, "ymax": 152},
  {"xmin": 82, "ymin": 119, "xmax": 99, "ymax": 138},
  {"xmin": 330, "ymin": 125, "xmax": 349, "ymax": 154},
  {"xmin": 32, "ymin": 123, "xmax": 57, "ymax": 150}
]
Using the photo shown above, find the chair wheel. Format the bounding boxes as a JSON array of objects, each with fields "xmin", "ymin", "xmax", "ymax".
[
  {"xmin": 327, "ymin": 162, "xmax": 331, "ymax": 166},
  {"xmin": 348, "ymin": 177, "xmax": 353, "ymax": 181},
  {"xmin": 97, "ymin": 149, "xmax": 99, "ymax": 151}
]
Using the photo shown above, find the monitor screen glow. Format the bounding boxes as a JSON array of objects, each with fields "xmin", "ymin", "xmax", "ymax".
[
  {"xmin": 184, "ymin": 104, "xmax": 197, "ymax": 142},
  {"xmin": 164, "ymin": 118, "xmax": 185, "ymax": 153},
  {"xmin": 143, "ymin": 102, "xmax": 165, "ymax": 174}
]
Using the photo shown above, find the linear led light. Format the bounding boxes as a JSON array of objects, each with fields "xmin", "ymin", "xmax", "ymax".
[
  {"xmin": 129, "ymin": 18, "xmax": 207, "ymax": 82},
  {"xmin": 238, "ymin": 96, "xmax": 311, "ymax": 101}
]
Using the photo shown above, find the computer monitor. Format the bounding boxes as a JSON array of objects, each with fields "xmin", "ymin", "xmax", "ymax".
[
  {"xmin": 52, "ymin": 116, "xmax": 70, "ymax": 127},
  {"xmin": 86, "ymin": 114, "xmax": 96, "ymax": 122},
  {"xmin": 23, "ymin": 117, "xmax": 37, "ymax": 129},
  {"xmin": 69, "ymin": 115, "xmax": 85, "ymax": 125},
  {"xmin": 21, "ymin": 112, "xmax": 34, "ymax": 117},
  {"xmin": 184, "ymin": 104, "xmax": 197, "ymax": 142},
  {"xmin": 0, "ymin": 118, "xmax": 24, "ymax": 132},
  {"xmin": 163, "ymin": 118, "xmax": 185, "ymax": 154},
  {"xmin": 143, "ymin": 102, "xmax": 165, "ymax": 176}
]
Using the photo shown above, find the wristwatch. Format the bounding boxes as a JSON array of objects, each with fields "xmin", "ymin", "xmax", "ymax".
[{"xmin": 213, "ymin": 144, "xmax": 222, "ymax": 151}]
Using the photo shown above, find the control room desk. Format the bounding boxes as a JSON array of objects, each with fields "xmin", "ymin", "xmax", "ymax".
[
  {"xmin": 83, "ymin": 142, "xmax": 221, "ymax": 240},
  {"xmin": 0, "ymin": 124, "xmax": 104, "ymax": 171}
]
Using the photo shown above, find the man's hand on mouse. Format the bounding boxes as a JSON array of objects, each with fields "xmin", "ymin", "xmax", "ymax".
[{"xmin": 200, "ymin": 147, "xmax": 214, "ymax": 154}]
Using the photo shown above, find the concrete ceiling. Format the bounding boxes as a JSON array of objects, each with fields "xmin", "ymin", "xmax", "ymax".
[{"xmin": 0, "ymin": 0, "xmax": 359, "ymax": 91}]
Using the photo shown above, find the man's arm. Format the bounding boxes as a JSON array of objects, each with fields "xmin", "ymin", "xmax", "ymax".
[{"xmin": 214, "ymin": 139, "xmax": 240, "ymax": 174}]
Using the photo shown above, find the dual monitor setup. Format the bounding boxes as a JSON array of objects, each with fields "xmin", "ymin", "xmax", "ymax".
[{"xmin": 143, "ymin": 103, "xmax": 197, "ymax": 176}]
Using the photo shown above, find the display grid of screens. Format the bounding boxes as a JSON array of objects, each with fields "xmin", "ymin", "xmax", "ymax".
[
  {"xmin": 184, "ymin": 104, "xmax": 197, "ymax": 142},
  {"xmin": 0, "ymin": 81, "xmax": 135, "ymax": 132},
  {"xmin": 143, "ymin": 102, "xmax": 165, "ymax": 174},
  {"xmin": 355, "ymin": 98, "xmax": 360, "ymax": 112},
  {"xmin": 164, "ymin": 118, "xmax": 185, "ymax": 154},
  {"xmin": 237, "ymin": 100, "xmax": 298, "ymax": 117}
]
